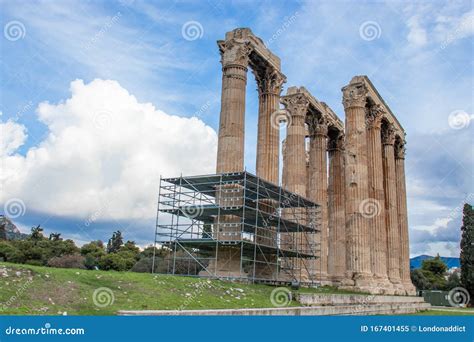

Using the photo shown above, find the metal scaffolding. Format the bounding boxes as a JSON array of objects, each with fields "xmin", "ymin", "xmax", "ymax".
[{"xmin": 152, "ymin": 171, "xmax": 321, "ymax": 286}]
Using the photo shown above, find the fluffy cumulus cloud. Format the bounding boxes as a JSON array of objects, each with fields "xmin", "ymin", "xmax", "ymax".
[
  {"xmin": 0, "ymin": 120, "xmax": 27, "ymax": 157},
  {"xmin": 0, "ymin": 79, "xmax": 217, "ymax": 220}
]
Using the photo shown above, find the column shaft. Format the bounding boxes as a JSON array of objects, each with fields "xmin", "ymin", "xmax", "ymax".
[
  {"xmin": 216, "ymin": 63, "xmax": 248, "ymax": 173},
  {"xmin": 366, "ymin": 107, "xmax": 389, "ymax": 283},
  {"xmin": 282, "ymin": 116, "xmax": 307, "ymax": 195},
  {"xmin": 327, "ymin": 136, "xmax": 346, "ymax": 282},
  {"xmin": 395, "ymin": 143, "xmax": 415, "ymax": 294},
  {"xmin": 307, "ymin": 117, "xmax": 329, "ymax": 282},
  {"xmin": 382, "ymin": 127, "xmax": 401, "ymax": 286},
  {"xmin": 281, "ymin": 94, "xmax": 309, "ymax": 282},
  {"xmin": 342, "ymin": 82, "xmax": 372, "ymax": 287},
  {"xmin": 212, "ymin": 39, "xmax": 250, "ymax": 279}
]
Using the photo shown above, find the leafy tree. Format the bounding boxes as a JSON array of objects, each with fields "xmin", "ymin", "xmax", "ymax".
[
  {"xmin": 46, "ymin": 239, "xmax": 79, "ymax": 258},
  {"xmin": 446, "ymin": 272, "xmax": 462, "ymax": 290},
  {"xmin": 0, "ymin": 241, "xmax": 26, "ymax": 263},
  {"xmin": 80, "ymin": 240, "xmax": 106, "ymax": 270},
  {"xmin": 460, "ymin": 203, "xmax": 474, "ymax": 305},
  {"xmin": 106, "ymin": 231, "xmax": 123, "ymax": 253},
  {"xmin": 81, "ymin": 240, "xmax": 105, "ymax": 257},
  {"xmin": 98, "ymin": 251, "xmax": 136, "ymax": 271},
  {"xmin": 49, "ymin": 233, "xmax": 62, "ymax": 241},
  {"xmin": 30, "ymin": 225, "xmax": 44, "ymax": 242},
  {"xmin": 420, "ymin": 255, "xmax": 448, "ymax": 290},
  {"xmin": 140, "ymin": 245, "xmax": 169, "ymax": 259},
  {"xmin": 422, "ymin": 255, "xmax": 447, "ymax": 275},
  {"xmin": 411, "ymin": 268, "xmax": 430, "ymax": 290},
  {"xmin": 120, "ymin": 241, "xmax": 140, "ymax": 259}
]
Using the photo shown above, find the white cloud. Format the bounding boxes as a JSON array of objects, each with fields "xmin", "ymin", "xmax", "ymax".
[
  {"xmin": 435, "ymin": 9, "xmax": 474, "ymax": 44},
  {"xmin": 0, "ymin": 120, "xmax": 27, "ymax": 157},
  {"xmin": 406, "ymin": 16, "xmax": 427, "ymax": 47},
  {"xmin": 0, "ymin": 79, "xmax": 217, "ymax": 220}
]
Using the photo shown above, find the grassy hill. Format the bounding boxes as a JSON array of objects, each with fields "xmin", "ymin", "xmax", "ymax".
[{"xmin": 0, "ymin": 262, "xmax": 355, "ymax": 315}]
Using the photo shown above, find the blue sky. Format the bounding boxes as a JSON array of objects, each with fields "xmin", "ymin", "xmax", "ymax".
[{"xmin": 0, "ymin": 0, "xmax": 472, "ymax": 257}]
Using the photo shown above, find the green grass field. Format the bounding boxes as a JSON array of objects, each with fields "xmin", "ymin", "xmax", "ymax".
[
  {"xmin": 0, "ymin": 262, "xmax": 355, "ymax": 315},
  {"xmin": 2, "ymin": 262, "xmax": 471, "ymax": 316}
]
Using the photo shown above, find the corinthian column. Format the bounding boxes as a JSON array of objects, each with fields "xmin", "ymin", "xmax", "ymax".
[
  {"xmin": 341, "ymin": 82, "xmax": 373, "ymax": 290},
  {"xmin": 209, "ymin": 38, "xmax": 251, "ymax": 279},
  {"xmin": 395, "ymin": 140, "xmax": 416, "ymax": 295},
  {"xmin": 307, "ymin": 112, "xmax": 329, "ymax": 283},
  {"xmin": 216, "ymin": 39, "xmax": 250, "ymax": 173},
  {"xmin": 281, "ymin": 94, "xmax": 309, "ymax": 195},
  {"xmin": 382, "ymin": 124, "xmax": 403, "ymax": 293},
  {"xmin": 254, "ymin": 67, "xmax": 286, "ymax": 184},
  {"xmin": 281, "ymin": 94, "xmax": 309, "ymax": 282},
  {"xmin": 365, "ymin": 105, "xmax": 391, "ymax": 292},
  {"xmin": 327, "ymin": 132, "xmax": 346, "ymax": 284}
]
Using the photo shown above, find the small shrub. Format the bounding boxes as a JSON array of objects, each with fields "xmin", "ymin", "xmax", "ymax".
[
  {"xmin": 47, "ymin": 254, "xmax": 86, "ymax": 269},
  {"xmin": 98, "ymin": 252, "xmax": 136, "ymax": 271}
]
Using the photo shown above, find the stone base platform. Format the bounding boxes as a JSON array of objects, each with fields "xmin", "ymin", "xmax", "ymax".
[{"xmin": 118, "ymin": 294, "xmax": 430, "ymax": 316}]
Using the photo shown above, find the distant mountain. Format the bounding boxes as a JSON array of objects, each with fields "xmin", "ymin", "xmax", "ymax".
[
  {"xmin": 410, "ymin": 254, "xmax": 460, "ymax": 270},
  {"xmin": 0, "ymin": 215, "xmax": 29, "ymax": 240}
]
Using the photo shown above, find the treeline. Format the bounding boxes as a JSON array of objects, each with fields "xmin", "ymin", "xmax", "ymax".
[
  {"xmin": 410, "ymin": 255, "xmax": 461, "ymax": 291},
  {"xmin": 0, "ymin": 226, "xmax": 195, "ymax": 273}
]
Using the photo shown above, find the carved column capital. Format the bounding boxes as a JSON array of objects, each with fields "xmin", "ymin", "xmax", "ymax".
[
  {"xmin": 382, "ymin": 124, "xmax": 396, "ymax": 146},
  {"xmin": 281, "ymin": 93, "xmax": 309, "ymax": 120},
  {"xmin": 395, "ymin": 139, "xmax": 406, "ymax": 159},
  {"xmin": 254, "ymin": 66, "xmax": 286, "ymax": 96},
  {"xmin": 307, "ymin": 113, "xmax": 329, "ymax": 138},
  {"xmin": 328, "ymin": 132, "xmax": 345, "ymax": 151},
  {"xmin": 366, "ymin": 104, "xmax": 385, "ymax": 129},
  {"xmin": 342, "ymin": 82, "xmax": 368, "ymax": 109},
  {"xmin": 218, "ymin": 39, "xmax": 251, "ymax": 68}
]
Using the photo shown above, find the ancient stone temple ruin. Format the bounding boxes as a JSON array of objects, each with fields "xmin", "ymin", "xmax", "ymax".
[{"xmin": 154, "ymin": 28, "xmax": 415, "ymax": 295}]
